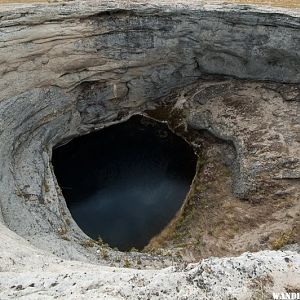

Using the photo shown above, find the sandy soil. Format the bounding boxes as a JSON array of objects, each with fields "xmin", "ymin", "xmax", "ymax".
[
  {"xmin": 0, "ymin": 0, "xmax": 45, "ymax": 3},
  {"xmin": 0, "ymin": 0, "xmax": 299, "ymax": 9}
]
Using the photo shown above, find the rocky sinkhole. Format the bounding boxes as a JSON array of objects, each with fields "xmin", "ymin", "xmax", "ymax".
[
  {"xmin": 52, "ymin": 115, "xmax": 197, "ymax": 251},
  {"xmin": 0, "ymin": 1, "xmax": 300, "ymax": 298}
]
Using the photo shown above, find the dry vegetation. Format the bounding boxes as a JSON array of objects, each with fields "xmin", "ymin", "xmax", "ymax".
[
  {"xmin": 146, "ymin": 140, "xmax": 299, "ymax": 261},
  {"xmin": 0, "ymin": 0, "xmax": 46, "ymax": 3},
  {"xmin": 0, "ymin": 0, "xmax": 299, "ymax": 8},
  {"xmin": 143, "ymin": 102, "xmax": 300, "ymax": 262}
]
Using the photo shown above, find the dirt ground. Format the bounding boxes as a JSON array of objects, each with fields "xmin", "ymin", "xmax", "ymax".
[
  {"xmin": 0, "ymin": 0, "xmax": 299, "ymax": 9},
  {"xmin": 143, "ymin": 80, "xmax": 300, "ymax": 262}
]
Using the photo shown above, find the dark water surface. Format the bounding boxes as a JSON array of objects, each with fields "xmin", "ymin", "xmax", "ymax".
[{"xmin": 52, "ymin": 116, "xmax": 197, "ymax": 251}]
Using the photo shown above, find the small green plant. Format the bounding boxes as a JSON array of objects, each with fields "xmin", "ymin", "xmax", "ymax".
[
  {"xmin": 123, "ymin": 259, "xmax": 131, "ymax": 268},
  {"xmin": 57, "ymin": 226, "xmax": 67, "ymax": 235},
  {"xmin": 80, "ymin": 239, "xmax": 95, "ymax": 248},
  {"xmin": 271, "ymin": 227, "xmax": 296, "ymax": 250},
  {"xmin": 43, "ymin": 180, "xmax": 50, "ymax": 193},
  {"xmin": 101, "ymin": 249, "xmax": 109, "ymax": 259},
  {"xmin": 129, "ymin": 247, "xmax": 138, "ymax": 252}
]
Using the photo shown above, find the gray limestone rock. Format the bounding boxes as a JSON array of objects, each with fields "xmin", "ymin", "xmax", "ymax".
[{"xmin": 0, "ymin": 1, "xmax": 299, "ymax": 298}]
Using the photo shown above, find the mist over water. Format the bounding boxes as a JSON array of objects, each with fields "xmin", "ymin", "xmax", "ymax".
[{"xmin": 52, "ymin": 116, "xmax": 197, "ymax": 251}]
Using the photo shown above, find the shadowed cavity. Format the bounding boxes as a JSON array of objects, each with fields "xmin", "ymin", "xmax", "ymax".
[{"xmin": 52, "ymin": 115, "xmax": 197, "ymax": 251}]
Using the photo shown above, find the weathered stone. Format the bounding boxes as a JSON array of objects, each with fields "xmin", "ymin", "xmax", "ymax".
[{"xmin": 0, "ymin": 0, "xmax": 299, "ymax": 298}]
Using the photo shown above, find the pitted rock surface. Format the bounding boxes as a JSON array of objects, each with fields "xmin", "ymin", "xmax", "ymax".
[{"xmin": 0, "ymin": 1, "xmax": 299, "ymax": 299}]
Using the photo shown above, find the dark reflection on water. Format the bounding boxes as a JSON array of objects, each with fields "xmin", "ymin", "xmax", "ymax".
[{"xmin": 52, "ymin": 115, "xmax": 197, "ymax": 251}]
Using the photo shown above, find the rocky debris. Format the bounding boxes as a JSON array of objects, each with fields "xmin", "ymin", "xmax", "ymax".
[
  {"xmin": 187, "ymin": 79, "xmax": 300, "ymax": 199},
  {"xmin": 145, "ymin": 79, "xmax": 300, "ymax": 260},
  {"xmin": 283, "ymin": 243, "xmax": 300, "ymax": 253},
  {"xmin": 0, "ymin": 222, "xmax": 299, "ymax": 299},
  {"xmin": 0, "ymin": 0, "xmax": 299, "ymax": 258}
]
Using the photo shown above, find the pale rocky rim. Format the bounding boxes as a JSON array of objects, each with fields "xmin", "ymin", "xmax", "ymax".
[{"xmin": 0, "ymin": 0, "xmax": 299, "ymax": 16}]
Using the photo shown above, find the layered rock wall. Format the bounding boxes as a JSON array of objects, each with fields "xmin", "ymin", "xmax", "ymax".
[{"xmin": 0, "ymin": 1, "xmax": 299, "ymax": 298}]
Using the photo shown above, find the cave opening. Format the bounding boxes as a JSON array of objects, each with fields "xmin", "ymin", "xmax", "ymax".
[{"xmin": 52, "ymin": 115, "xmax": 197, "ymax": 251}]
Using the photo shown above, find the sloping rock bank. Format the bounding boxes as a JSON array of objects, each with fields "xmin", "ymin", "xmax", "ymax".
[
  {"xmin": 0, "ymin": 0, "xmax": 299, "ymax": 298},
  {"xmin": 0, "ymin": 222, "xmax": 299, "ymax": 299}
]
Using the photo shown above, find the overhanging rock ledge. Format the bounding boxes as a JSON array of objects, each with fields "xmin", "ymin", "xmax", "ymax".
[{"xmin": 0, "ymin": 1, "xmax": 299, "ymax": 299}]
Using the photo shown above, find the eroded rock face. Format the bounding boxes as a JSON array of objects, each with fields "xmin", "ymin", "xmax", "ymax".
[
  {"xmin": 0, "ymin": 221, "xmax": 299, "ymax": 299},
  {"xmin": 145, "ymin": 79, "xmax": 300, "ymax": 260},
  {"xmin": 0, "ymin": 0, "xmax": 299, "ymax": 298}
]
